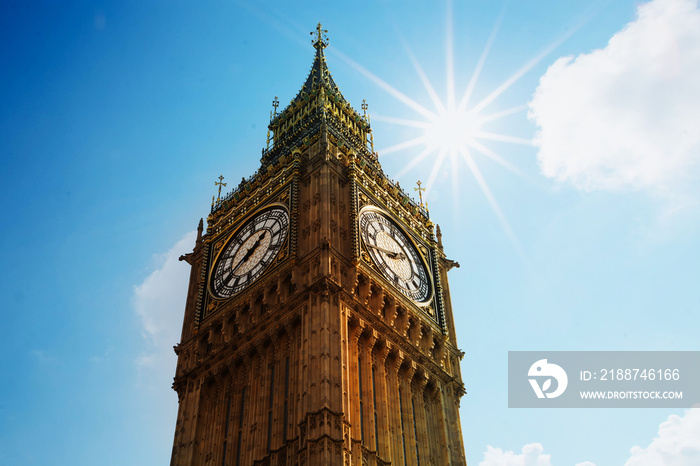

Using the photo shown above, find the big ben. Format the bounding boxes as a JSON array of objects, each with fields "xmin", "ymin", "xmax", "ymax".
[{"xmin": 171, "ymin": 24, "xmax": 467, "ymax": 466}]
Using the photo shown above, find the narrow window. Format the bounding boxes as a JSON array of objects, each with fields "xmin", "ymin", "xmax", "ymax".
[
  {"xmin": 412, "ymin": 397, "xmax": 420, "ymax": 466},
  {"xmin": 221, "ymin": 395, "xmax": 232, "ymax": 466},
  {"xmin": 283, "ymin": 356, "xmax": 290, "ymax": 442},
  {"xmin": 235, "ymin": 387, "xmax": 246, "ymax": 466},
  {"xmin": 372, "ymin": 365, "xmax": 379, "ymax": 452},
  {"xmin": 235, "ymin": 433, "xmax": 242, "ymax": 466},
  {"xmin": 267, "ymin": 365, "xmax": 275, "ymax": 453},
  {"xmin": 359, "ymin": 356, "xmax": 365, "ymax": 444},
  {"xmin": 399, "ymin": 387, "xmax": 407, "ymax": 466}
]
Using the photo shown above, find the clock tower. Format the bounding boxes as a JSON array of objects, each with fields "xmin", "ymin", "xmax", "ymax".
[{"xmin": 171, "ymin": 25, "xmax": 467, "ymax": 466}]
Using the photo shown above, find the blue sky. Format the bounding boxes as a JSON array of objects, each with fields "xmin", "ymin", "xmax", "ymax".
[{"xmin": 1, "ymin": 1, "xmax": 699, "ymax": 465}]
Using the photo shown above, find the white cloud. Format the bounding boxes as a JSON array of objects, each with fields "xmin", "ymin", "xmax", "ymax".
[
  {"xmin": 625, "ymin": 407, "xmax": 700, "ymax": 466},
  {"xmin": 132, "ymin": 231, "xmax": 196, "ymax": 386},
  {"xmin": 480, "ymin": 443, "xmax": 552, "ymax": 466},
  {"xmin": 529, "ymin": 0, "xmax": 700, "ymax": 200},
  {"xmin": 480, "ymin": 408, "xmax": 699, "ymax": 466}
]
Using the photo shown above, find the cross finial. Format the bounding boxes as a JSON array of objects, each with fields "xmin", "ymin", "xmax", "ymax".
[
  {"xmin": 272, "ymin": 96, "xmax": 279, "ymax": 117},
  {"xmin": 266, "ymin": 110, "xmax": 273, "ymax": 150},
  {"xmin": 311, "ymin": 22, "xmax": 328, "ymax": 49},
  {"xmin": 362, "ymin": 99, "xmax": 368, "ymax": 117},
  {"xmin": 414, "ymin": 180, "xmax": 426, "ymax": 207},
  {"xmin": 215, "ymin": 175, "xmax": 227, "ymax": 202}
]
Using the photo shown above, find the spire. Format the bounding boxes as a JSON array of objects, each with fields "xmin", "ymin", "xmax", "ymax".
[
  {"xmin": 263, "ymin": 23, "xmax": 373, "ymax": 165},
  {"xmin": 280, "ymin": 23, "xmax": 348, "ymax": 114},
  {"xmin": 196, "ymin": 218, "xmax": 204, "ymax": 244}
]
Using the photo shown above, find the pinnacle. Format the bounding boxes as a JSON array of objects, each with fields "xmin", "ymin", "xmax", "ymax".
[{"xmin": 271, "ymin": 23, "xmax": 349, "ymax": 123}]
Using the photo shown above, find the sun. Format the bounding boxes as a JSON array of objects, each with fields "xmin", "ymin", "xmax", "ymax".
[
  {"xmin": 423, "ymin": 109, "xmax": 484, "ymax": 153},
  {"xmin": 332, "ymin": 0, "xmax": 572, "ymax": 252}
]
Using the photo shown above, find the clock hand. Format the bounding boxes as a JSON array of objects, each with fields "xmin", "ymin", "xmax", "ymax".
[
  {"xmin": 242, "ymin": 232, "xmax": 265, "ymax": 262},
  {"xmin": 386, "ymin": 251, "xmax": 406, "ymax": 260},
  {"xmin": 223, "ymin": 271, "xmax": 239, "ymax": 287},
  {"xmin": 232, "ymin": 231, "xmax": 266, "ymax": 275},
  {"xmin": 367, "ymin": 244, "xmax": 406, "ymax": 260}
]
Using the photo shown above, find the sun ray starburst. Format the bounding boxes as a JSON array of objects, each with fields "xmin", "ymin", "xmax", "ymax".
[
  {"xmin": 331, "ymin": 0, "xmax": 584, "ymax": 251},
  {"xmin": 329, "ymin": 0, "xmax": 589, "ymax": 250}
]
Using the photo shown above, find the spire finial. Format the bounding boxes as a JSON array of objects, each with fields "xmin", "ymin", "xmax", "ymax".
[
  {"xmin": 196, "ymin": 218, "xmax": 204, "ymax": 244},
  {"xmin": 266, "ymin": 110, "xmax": 273, "ymax": 150},
  {"xmin": 362, "ymin": 99, "xmax": 375, "ymax": 153},
  {"xmin": 272, "ymin": 96, "xmax": 279, "ymax": 117},
  {"xmin": 215, "ymin": 175, "xmax": 227, "ymax": 202},
  {"xmin": 415, "ymin": 180, "xmax": 426, "ymax": 208},
  {"xmin": 311, "ymin": 23, "xmax": 328, "ymax": 49}
]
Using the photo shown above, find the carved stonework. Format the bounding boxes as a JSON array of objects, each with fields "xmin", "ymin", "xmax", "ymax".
[{"xmin": 170, "ymin": 25, "xmax": 466, "ymax": 466}]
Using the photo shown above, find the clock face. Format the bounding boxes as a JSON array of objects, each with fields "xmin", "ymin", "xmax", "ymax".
[
  {"xmin": 358, "ymin": 208, "xmax": 432, "ymax": 304},
  {"xmin": 210, "ymin": 206, "xmax": 289, "ymax": 299}
]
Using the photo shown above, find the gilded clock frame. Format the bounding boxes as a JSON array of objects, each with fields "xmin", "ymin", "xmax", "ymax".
[
  {"xmin": 207, "ymin": 202, "xmax": 291, "ymax": 301},
  {"xmin": 358, "ymin": 205, "xmax": 435, "ymax": 307}
]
